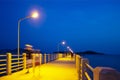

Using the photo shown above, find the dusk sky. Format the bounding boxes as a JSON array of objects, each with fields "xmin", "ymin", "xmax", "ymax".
[{"xmin": 0, "ymin": 0, "xmax": 120, "ymax": 54}]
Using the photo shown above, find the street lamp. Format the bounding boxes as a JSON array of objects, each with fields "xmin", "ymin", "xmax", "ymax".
[
  {"xmin": 31, "ymin": 11, "xmax": 39, "ymax": 18},
  {"xmin": 67, "ymin": 46, "xmax": 74, "ymax": 53},
  {"xmin": 57, "ymin": 41, "xmax": 66, "ymax": 53},
  {"xmin": 17, "ymin": 11, "xmax": 39, "ymax": 70},
  {"xmin": 67, "ymin": 46, "xmax": 70, "ymax": 49}
]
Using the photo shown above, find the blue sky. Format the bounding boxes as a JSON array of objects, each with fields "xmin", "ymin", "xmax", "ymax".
[{"xmin": 0, "ymin": 0, "xmax": 120, "ymax": 54}]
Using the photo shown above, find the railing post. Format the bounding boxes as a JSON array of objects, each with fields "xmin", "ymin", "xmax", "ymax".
[
  {"xmin": 39, "ymin": 54, "xmax": 42, "ymax": 65},
  {"xmin": 76, "ymin": 55, "xmax": 78, "ymax": 69},
  {"xmin": 48, "ymin": 54, "xmax": 50, "ymax": 62},
  {"xmin": 50, "ymin": 54, "xmax": 52, "ymax": 61},
  {"xmin": 52, "ymin": 54, "xmax": 54, "ymax": 61},
  {"xmin": 58, "ymin": 53, "xmax": 62, "ymax": 58},
  {"xmin": 53, "ymin": 54, "xmax": 55, "ymax": 60},
  {"xmin": 54, "ymin": 54, "xmax": 55, "ymax": 60},
  {"xmin": 51, "ymin": 54, "xmax": 52, "ymax": 61},
  {"xmin": 44, "ymin": 53, "xmax": 46, "ymax": 64},
  {"xmin": 58, "ymin": 53, "xmax": 60, "ymax": 58},
  {"xmin": 57, "ymin": 54, "xmax": 58, "ymax": 59},
  {"xmin": 55, "ymin": 54, "xmax": 56, "ymax": 60},
  {"xmin": 79, "ymin": 56, "xmax": 83, "ymax": 80},
  {"xmin": 62, "ymin": 54, "xmax": 64, "ymax": 57},
  {"xmin": 6, "ymin": 53, "xmax": 11, "ymax": 75},
  {"xmin": 23, "ymin": 53, "xmax": 26, "ymax": 69},
  {"xmin": 32, "ymin": 54, "xmax": 35, "ymax": 68},
  {"xmin": 74, "ymin": 54, "xmax": 76, "ymax": 61},
  {"xmin": 52, "ymin": 54, "xmax": 53, "ymax": 60},
  {"xmin": 78, "ymin": 56, "xmax": 80, "ymax": 80},
  {"xmin": 81, "ymin": 58, "xmax": 89, "ymax": 80},
  {"xmin": 56, "ymin": 54, "xmax": 58, "ymax": 59},
  {"xmin": 76, "ymin": 55, "xmax": 82, "ymax": 80}
]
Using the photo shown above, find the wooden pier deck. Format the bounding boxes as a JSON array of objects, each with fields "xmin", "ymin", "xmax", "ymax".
[{"xmin": 0, "ymin": 56, "xmax": 78, "ymax": 80}]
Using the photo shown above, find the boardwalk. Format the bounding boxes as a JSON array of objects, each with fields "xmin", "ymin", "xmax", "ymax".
[{"xmin": 0, "ymin": 56, "xmax": 78, "ymax": 80}]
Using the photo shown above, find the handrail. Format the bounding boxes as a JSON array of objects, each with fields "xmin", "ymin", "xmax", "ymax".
[
  {"xmin": 0, "ymin": 54, "xmax": 7, "ymax": 75},
  {"xmin": 11, "ymin": 64, "xmax": 23, "ymax": 68},
  {"xmin": 76, "ymin": 54, "xmax": 93, "ymax": 80},
  {"xmin": 85, "ymin": 63, "xmax": 94, "ymax": 72},
  {"xmin": 12, "ymin": 68, "xmax": 18, "ymax": 71},
  {"xmin": 19, "ymin": 64, "xmax": 23, "ymax": 66},
  {"xmin": 12, "ymin": 55, "xmax": 22, "ymax": 56},
  {"xmin": 12, "ymin": 55, "xmax": 18, "ymax": 56},
  {"xmin": 12, "ymin": 61, "xmax": 23, "ymax": 65},
  {"xmin": 0, "ymin": 71, "xmax": 6, "ymax": 74},
  {"xmin": 0, "ymin": 55, "xmax": 6, "ymax": 57},
  {"xmin": 0, "ymin": 64, "xmax": 6, "ymax": 66},
  {"xmin": 45, "ymin": 54, "xmax": 50, "ymax": 55},
  {"xmin": 85, "ymin": 72, "xmax": 91, "ymax": 80},
  {"xmin": 12, "ymin": 58, "xmax": 23, "ymax": 60},
  {"xmin": 12, "ymin": 65, "xmax": 18, "ymax": 68},
  {"xmin": 0, "ymin": 53, "xmax": 61, "ymax": 77},
  {"xmin": 12, "ymin": 58, "xmax": 18, "ymax": 60},
  {"xmin": 19, "ymin": 58, "xmax": 23, "ymax": 60},
  {"xmin": 0, "ymin": 68, "xmax": 6, "ymax": 70},
  {"xmin": 0, "ymin": 59, "xmax": 6, "ymax": 62},
  {"xmin": 19, "ymin": 66, "xmax": 23, "ymax": 69}
]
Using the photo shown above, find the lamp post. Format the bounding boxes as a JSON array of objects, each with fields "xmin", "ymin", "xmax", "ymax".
[
  {"xmin": 57, "ymin": 41, "xmax": 65, "ymax": 53},
  {"xmin": 17, "ymin": 11, "xmax": 39, "ymax": 70},
  {"xmin": 67, "ymin": 46, "xmax": 74, "ymax": 53}
]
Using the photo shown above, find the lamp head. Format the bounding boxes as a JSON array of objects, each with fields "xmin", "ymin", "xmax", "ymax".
[
  {"xmin": 67, "ymin": 46, "xmax": 70, "ymax": 49},
  {"xmin": 31, "ymin": 11, "xmax": 39, "ymax": 18},
  {"xmin": 62, "ymin": 41, "xmax": 65, "ymax": 45}
]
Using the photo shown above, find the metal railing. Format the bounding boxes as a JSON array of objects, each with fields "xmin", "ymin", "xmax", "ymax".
[
  {"xmin": 76, "ymin": 55, "xmax": 94, "ymax": 80},
  {"xmin": 0, "ymin": 53, "xmax": 63, "ymax": 77},
  {"xmin": 75, "ymin": 54, "xmax": 120, "ymax": 80},
  {"xmin": 1, "ymin": 53, "xmax": 119, "ymax": 80},
  {"xmin": 11, "ymin": 54, "xmax": 23, "ymax": 72},
  {"xmin": 0, "ymin": 55, "xmax": 7, "ymax": 75}
]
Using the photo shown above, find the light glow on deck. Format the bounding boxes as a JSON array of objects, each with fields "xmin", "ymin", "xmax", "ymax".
[{"xmin": 0, "ymin": 56, "xmax": 77, "ymax": 80}]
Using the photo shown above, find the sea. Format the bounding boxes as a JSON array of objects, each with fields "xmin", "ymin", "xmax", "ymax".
[{"xmin": 80, "ymin": 54, "xmax": 120, "ymax": 72}]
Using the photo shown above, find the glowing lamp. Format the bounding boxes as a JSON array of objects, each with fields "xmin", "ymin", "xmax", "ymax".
[
  {"xmin": 62, "ymin": 41, "xmax": 65, "ymax": 45},
  {"xmin": 31, "ymin": 11, "xmax": 39, "ymax": 18}
]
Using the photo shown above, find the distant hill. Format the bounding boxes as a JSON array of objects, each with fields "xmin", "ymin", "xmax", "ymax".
[
  {"xmin": 0, "ymin": 48, "xmax": 41, "ymax": 55},
  {"xmin": 0, "ymin": 48, "xmax": 24, "ymax": 54},
  {"xmin": 76, "ymin": 50, "xmax": 104, "ymax": 55}
]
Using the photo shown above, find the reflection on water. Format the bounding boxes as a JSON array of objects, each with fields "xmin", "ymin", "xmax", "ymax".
[{"xmin": 81, "ymin": 54, "xmax": 120, "ymax": 72}]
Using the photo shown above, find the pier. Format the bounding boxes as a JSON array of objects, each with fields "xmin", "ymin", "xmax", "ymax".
[{"xmin": 0, "ymin": 53, "xmax": 120, "ymax": 80}]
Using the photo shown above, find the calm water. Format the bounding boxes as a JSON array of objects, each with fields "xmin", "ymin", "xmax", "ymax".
[{"xmin": 81, "ymin": 54, "xmax": 120, "ymax": 72}]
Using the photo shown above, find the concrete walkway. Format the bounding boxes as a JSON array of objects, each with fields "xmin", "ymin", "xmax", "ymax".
[{"xmin": 0, "ymin": 56, "xmax": 78, "ymax": 80}]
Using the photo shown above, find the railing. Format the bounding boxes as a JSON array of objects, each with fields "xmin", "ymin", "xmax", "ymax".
[
  {"xmin": 0, "ymin": 55, "xmax": 7, "ymax": 75},
  {"xmin": 75, "ymin": 54, "xmax": 120, "ymax": 80},
  {"xmin": 1, "ymin": 53, "xmax": 120, "ymax": 80},
  {"xmin": 11, "ymin": 54, "xmax": 23, "ymax": 72},
  {"xmin": 0, "ymin": 53, "xmax": 65, "ymax": 77}
]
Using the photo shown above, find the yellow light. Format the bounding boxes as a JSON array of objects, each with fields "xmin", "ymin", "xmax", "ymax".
[
  {"xmin": 31, "ymin": 11, "xmax": 39, "ymax": 18},
  {"xmin": 36, "ymin": 54, "xmax": 39, "ymax": 57}
]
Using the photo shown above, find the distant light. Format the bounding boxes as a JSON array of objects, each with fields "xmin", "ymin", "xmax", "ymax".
[
  {"xmin": 31, "ymin": 11, "xmax": 39, "ymax": 18},
  {"xmin": 67, "ymin": 46, "xmax": 70, "ymax": 49},
  {"xmin": 62, "ymin": 41, "xmax": 65, "ymax": 45}
]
